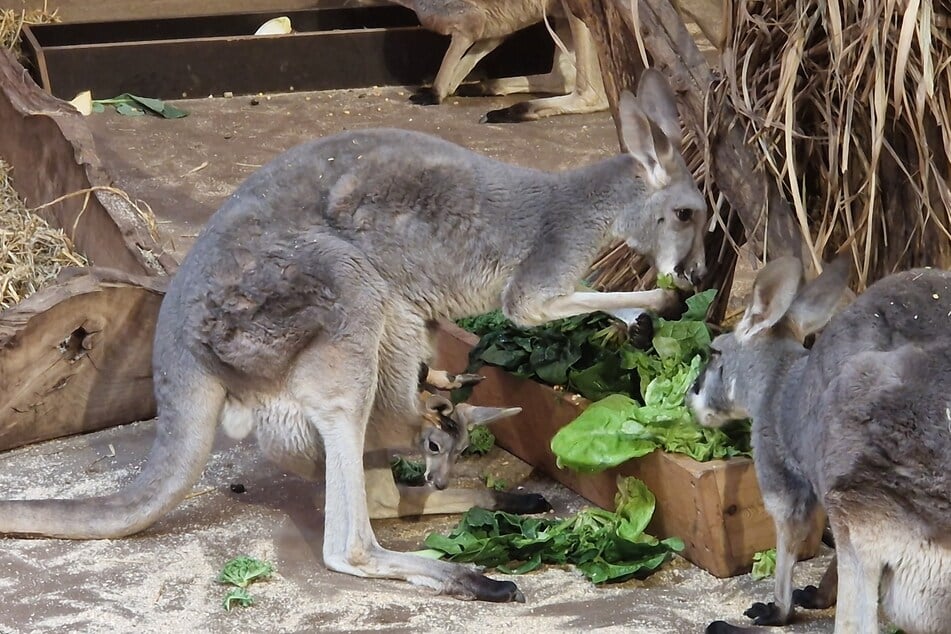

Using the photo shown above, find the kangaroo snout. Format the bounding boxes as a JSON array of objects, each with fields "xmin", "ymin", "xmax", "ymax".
[
  {"xmin": 674, "ymin": 261, "xmax": 706, "ymax": 289},
  {"xmin": 425, "ymin": 471, "xmax": 449, "ymax": 491}
]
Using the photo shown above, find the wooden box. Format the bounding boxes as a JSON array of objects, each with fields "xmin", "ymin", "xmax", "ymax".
[
  {"xmin": 434, "ymin": 320, "xmax": 823, "ymax": 577},
  {"xmin": 19, "ymin": 3, "xmax": 554, "ymax": 101}
]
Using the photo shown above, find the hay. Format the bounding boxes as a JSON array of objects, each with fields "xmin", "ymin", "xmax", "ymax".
[
  {"xmin": 712, "ymin": 0, "xmax": 951, "ymax": 289},
  {"xmin": 0, "ymin": 159, "xmax": 88, "ymax": 310},
  {"xmin": 0, "ymin": 2, "xmax": 59, "ymax": 55}
]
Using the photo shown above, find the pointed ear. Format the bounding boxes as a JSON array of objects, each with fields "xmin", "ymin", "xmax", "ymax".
[
  {"xmin": 452, "ymin": 403, "xmax": 522, "ymax": 427},
  {"xmin": 619, "ymin": 90, "xmax": 672, "ymax": 188},
  {"xmin": 423, "ymin": 393, "xmax": 454, "ymax": 417},
  {"xmin": 636, "ymin": 68, "xmax": 683, "ymax": 147},
  {"xmin": 735, "ymin": 256, "xmax": 804, "ymax": 342},
  {"xmin": 785, "ymin": 254, "xmax": 853, "ymax": 339}
]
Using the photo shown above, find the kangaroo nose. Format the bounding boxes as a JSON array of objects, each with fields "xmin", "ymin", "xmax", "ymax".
[
  {"xmin": 689, "ymin": 268, "xmax": 704, "ymax": 287},
  {"xmin": 674, "ymin": 263, "xmax": 685, "ymax": 277}
]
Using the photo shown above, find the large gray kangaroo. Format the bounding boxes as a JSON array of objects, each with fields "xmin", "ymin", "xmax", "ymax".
[
  {"xmin": 0, "ymin": 69, "xmax": 706, "ymax": 602},
  {"xmin": 689, "ymin": 257, "xmax": 951, "ymax": 633}
]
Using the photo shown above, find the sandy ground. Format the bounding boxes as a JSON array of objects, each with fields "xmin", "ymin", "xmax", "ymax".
[{"xmin": 0, "ymin": 418, "xmax": 838, "ymax": 634}]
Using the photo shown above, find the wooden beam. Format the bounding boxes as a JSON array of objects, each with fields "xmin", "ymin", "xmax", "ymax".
[{"xmin": 568, "ymin": 0, "xmax": 803, "ymax": 261}]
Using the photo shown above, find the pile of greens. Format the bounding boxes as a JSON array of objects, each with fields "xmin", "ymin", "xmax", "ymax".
[
  {"xmin": 461, "ymin": 310, "xmax": 644, "ymax": 402},
  {"xmin": 421, "ymin": 477, "xmax": 682, "ymax": 583},
  {"xmin": 458, "ymin": 290, "xmax": 751, "ymax": 470}
]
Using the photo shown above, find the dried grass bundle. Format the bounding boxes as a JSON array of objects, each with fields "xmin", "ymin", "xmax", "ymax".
[
  {"xmin": 0, "ymin": 159, "xmax": 88, "ymax": 310},
  {"xmin": 0, "ymin": 1, "xmax": 59, "ymax": 55},
  {"xmin": 713, "ymin": 0, "xmax": 951, "ymax": 289}
]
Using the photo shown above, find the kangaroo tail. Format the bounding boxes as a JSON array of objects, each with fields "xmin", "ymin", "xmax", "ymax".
[{"xmin": 0, "ymin": 350, "xmax": 226, "ymax": 539}]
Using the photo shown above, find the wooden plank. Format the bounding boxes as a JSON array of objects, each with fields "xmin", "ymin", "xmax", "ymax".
[
  {"xmin": 12, "ymin": 0, "xmax": 379, "ymax": 24},
  {"xmin": 0, "ymin": 268, "xmax": 166, "ymax": 452},
  {"xmin": 0, "ymin": 48, "xmax": 175, "ymax": 275},
  {"xmin": 567, "ymin": 0, "xmax": 804, "ymax": 261},
  {"xmin": 433, "ymin": 320, "xmax": 821, "ymax": 577}
]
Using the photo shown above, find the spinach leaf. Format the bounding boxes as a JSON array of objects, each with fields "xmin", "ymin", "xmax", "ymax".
[{"xmin": 422, "ymin": 477, "xmax": 682, "ymax": 584}]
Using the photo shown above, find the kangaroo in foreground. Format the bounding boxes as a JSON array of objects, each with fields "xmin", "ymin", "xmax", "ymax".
[
  {"xmin": 0, "ymin": 68, "xmax": 705, "ymax": 602},
  {"xmin": 688, "ymin": 257, "xmax": 951, "ymax": 633},
  {"xmin": 394, "ymin": 0, "xmax": 607, "ymax": 122}
]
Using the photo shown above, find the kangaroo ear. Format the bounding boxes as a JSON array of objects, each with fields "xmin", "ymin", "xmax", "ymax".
[
  {"xmin": 424, "ymin": 393, "xmax": 454, "ymax": 417},
  {"xmin": 735, "ymin": 256, "xmax": 804, "ymax": 342},
  {"xmin": 452, "ymin": 403, "xmax": 522, "ymax": 427},
  {"xmin": 636, "ymin": 68, "xmax": 683, "ymax": 147},
  {"xmin": 619, "ymin": 90, "xmax": 672, "ymax": 188},
  {"xmin": 785, "ymin": 253, "xmax": 853, "ymax": 339}
]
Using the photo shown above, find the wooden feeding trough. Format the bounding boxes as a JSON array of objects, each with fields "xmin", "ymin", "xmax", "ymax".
[
  {"xmin": 18, "ymin": 2, "xmax": 554, "ymax": 101},
  {"xmin": 434, "ymin": 321, "xmax": 824, "ymax": 578}
]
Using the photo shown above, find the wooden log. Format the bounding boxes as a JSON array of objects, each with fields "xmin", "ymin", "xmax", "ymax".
[
  {"xmin": 0, "ymin": 268, "xmax": 167, "ymax": 452},
  {"xmin": 0, "ymin": 48, "xmax": 176, "ymax": 276},
  {"xmin": 567, "ymin": 0, "xmax": 804, "ymax": 262}
]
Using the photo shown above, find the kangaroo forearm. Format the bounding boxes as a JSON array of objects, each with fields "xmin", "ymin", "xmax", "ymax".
[{"xmin": 506, "ymin": 289, "xmax": 673, "ymax": 326}]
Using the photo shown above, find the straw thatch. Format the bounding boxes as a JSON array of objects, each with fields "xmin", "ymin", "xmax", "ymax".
[
  {"xmin": 0, "ymin": 159, "xmax": 88, "ymax": 309},
  {"xmin": 712, "ymin": 0, "xmax": 951, "ymax": 289},
  {"xmin": 1, "ymin": 2, "xmax": 59, "ymax": 55}
]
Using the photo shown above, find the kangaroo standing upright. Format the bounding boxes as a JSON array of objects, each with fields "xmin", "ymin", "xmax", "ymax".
[
  {"xmin": 689, "ymin": 257, "xmax": 951, "ymax": 633},
  {"xmin": 0, "ymin": 69, "xmax": 706, "ymax": 602}
]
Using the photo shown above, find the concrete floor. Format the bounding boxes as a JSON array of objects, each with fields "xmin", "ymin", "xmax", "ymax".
[{"xmin": 0, "ymin": 85, "xmax": 842, "ymax": 633}]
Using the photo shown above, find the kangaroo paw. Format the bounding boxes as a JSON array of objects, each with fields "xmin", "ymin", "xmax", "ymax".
[
  {"xmin": 628, "ymin": 312, "xmax": 655, "ymax": 349},
  {"xmin": 447, "ymin": 570, "xmax": 525, "ymax": 603},
  {"xmin": 792, "ymin": 585, "xmax": 835, "ymax": 610},
  {"xmin": 480, "ymin": 102, "xmax": 533, "ymax": 124},
  {"xmin": 492, "ymin": 492, "xmax": 552, "ymax": 515},
  {"xmin": 409, "ymin": 88, "xmax": 440, "ymax": 106},
  {"xmin": 446, "ymin": 372, "xmax": 485, "ymax": 389},
  {"xmin": 743, "ymin": 602, "xmax": 787, "ymax": 626}
]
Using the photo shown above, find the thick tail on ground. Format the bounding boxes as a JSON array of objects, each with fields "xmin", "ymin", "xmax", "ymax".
[{"xmin": 0, "ymin": 355, "xmax": 226, "ymax": 539}]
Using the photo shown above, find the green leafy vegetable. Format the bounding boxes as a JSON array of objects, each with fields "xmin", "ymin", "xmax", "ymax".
[
  {"xmin": 218, "ymin": 556, "xmax": 274, "ymax": 588},
  {"xmin": 550, "ymin": 288, "xmax": 751, "ymax": 470},
  {"xmin": 462, "ymin": 425, "xmax": 495, "ymax": 456},
  {"xmin": 390, "ymin": 456, "xmax": 426, "ymax": 486},
  {"xmin": 217, "ymin": 555, "xmax": 274, "ymax": 611},
  {"xmin": 484, "ymin": 473, "xmax": 507, "ymax": 491},
  {"xmin": 751, "ymin": 548, "xmax": 777, "ymax": 580},
  {"xmin": 423, "ymin": 477, "xmax": 683, "ymax": 584},
  {"xmin": 222, "ymin": 588, "xmax": 254, "ymax": 611},
  {"xmin": 655, "ymin": 273, "xmax": 679, "ymax": 290},
  {"xmin": 92, "ymin": 93, "xmax": 189, "ymax": 118},
  {"xmin": 456, "ymin": 310, "xmax": 511, "ymax": 337},
  {"xmin": 462, "ymin": 311, "xmax": 641, "ymax": 402}
]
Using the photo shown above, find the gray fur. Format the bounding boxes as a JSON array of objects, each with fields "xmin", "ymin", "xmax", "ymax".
[
  {"xmin": 0, "ymin": 73, "xmax": 703, "ymax": 602},
  {"xmin": 689, "ymin": 259, "xmax": 951, "ymax": 633}
]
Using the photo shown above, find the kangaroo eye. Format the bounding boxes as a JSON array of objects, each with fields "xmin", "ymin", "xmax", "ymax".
[
  {"xmin": 427, "ymin": 440, "xmax": 441, "ymax": 453},
  {"xmin": 675, "ymin": 208, "xmax": 693, "ymax": 222}
]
